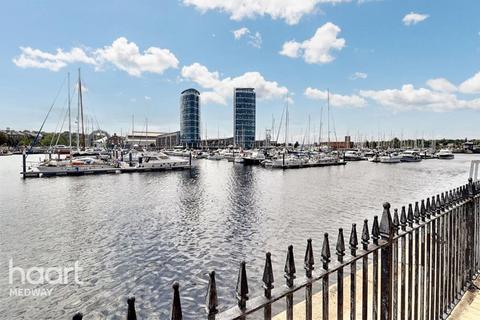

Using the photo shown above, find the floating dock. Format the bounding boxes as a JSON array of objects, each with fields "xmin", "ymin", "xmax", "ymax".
[
  {"xmin": 21, "ymin": 166, "xmax": 192, "ymax": 178},
  {"xmin": 270, "ymin": 161, "xmax": 347, "ymax": 169}
]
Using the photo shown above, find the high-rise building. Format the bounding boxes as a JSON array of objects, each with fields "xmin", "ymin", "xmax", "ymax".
[
  {"xmin": 180, "ymin": 88, "xmax": 200, "ymax": 148},
  {"xmin": 233, "ymin": 88, "xmax": 256, "ymax": 149}
]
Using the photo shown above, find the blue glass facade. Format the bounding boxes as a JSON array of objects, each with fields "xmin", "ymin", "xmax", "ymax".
[
  {"xmin": 180, "ymin": 89, "xmax": 200, "ymax": 148},
  {"xmin": 233, "ymin": 88, "xmax": 256, "ymax": 149}
]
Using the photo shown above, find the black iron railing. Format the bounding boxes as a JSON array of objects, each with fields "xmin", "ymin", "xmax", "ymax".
[{"xmin": 72, "ymin": 178, "xmax": 480, "ymax": 320}]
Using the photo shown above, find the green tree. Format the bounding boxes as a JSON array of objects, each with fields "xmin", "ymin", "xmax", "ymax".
[{"xmin": 0, "ymin": 132, "xmax": 7, "ymax": 146}]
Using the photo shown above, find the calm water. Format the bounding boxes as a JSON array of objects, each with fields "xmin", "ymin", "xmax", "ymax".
[{"xmin": 0, "ymin": 154, "xmax": 477, "ymax": 319}]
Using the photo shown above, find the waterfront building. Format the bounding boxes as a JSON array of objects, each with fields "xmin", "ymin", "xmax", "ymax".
[
  {"xmin": 126, "ymin": 130, "xmax": 164, "ymax": 147},
  {"xmin": 233, "ymin": 88, "xmax": 256, "ymax": 149},
  {"xmin": 156, "ymin": 131, "xmax": 181, "ymax": 149},
  {"xmin": 180, "ymin": 89, "xmax": 201, "ymax": 148}
]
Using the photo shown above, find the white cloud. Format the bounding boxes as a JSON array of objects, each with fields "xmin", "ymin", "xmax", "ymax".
[
  {"xmin": 181, "ymin": 62, "xmax": 288, "ymax": 105},
  {"xmin": 350, "ymin": 72, "xmax": 368, "ymax": 80},
  {"xmin": 12, "ymin": 37, "xmax": 179, "ymax": 77},
  {"xmin": 232, "ymin": 27, "xmax": 262, "ymax": 48},
  {"xmin": 402, "ymin": 12, "xmax": 429, "ymax": 26},
  {"xmin": 459, "ymin": 72, "xmax": 480, "ymax": 94},
  {"xmin": 359, "ymin": 84, "xmax": 480, "ymax": 112},
  {"xmin": 304, "ymin": 87, "xmax": 366, "ymax": 107},
  {"xmin": 279, "ymin": 22, "xmax": 346, "ymax": 64},
  {"xmin": 426, "ymin": 78, "xmax": 457, "ymax": 93},
  {"xmin": 233, "ymin": 27, "xmax": 249, "ymax": 39},
  {"xmin": 183, "ymin": 0, "xmax": 352, "ymax": 25},
  {"xmin": 144, "ymin": 96, "xmax": 152, "ymax": 100},
  {"xmin": 95, "ymin": 37, "xmax": 179, "ymax": 77},
  {"xmin": 12, "ymin": 47, "xmax": 96, "ymax": 71}
]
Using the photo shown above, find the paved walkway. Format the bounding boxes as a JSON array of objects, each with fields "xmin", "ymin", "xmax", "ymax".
[{"xmin": 448, "ymin": 278, "xmax": 480, "ymax": 319}]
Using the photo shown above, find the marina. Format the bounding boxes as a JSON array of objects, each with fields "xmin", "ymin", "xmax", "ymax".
[{"xmin": 1, "ymin": 153, "xmax": 478, "ymax": 318}]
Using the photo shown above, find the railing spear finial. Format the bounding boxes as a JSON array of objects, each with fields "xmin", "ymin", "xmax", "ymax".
[
  {"xmin": 361, "ymin": 219, "xmax": 370, "ymax": 250},
  {"xmin": 236, "ymin": 262, "xmax": 249, "ymax": 310},
  {"xmin": 380, "ymin": 203, "xmax": 393, "ymax": 239},
  {"xmin": 127, "ymin": 296, "xmax": 137, "ymax": 320},
  {"xmin": 321, "ymin": 233, "xmax": 331, "ymax": 270},
  {"xmin": 349, "ymin": 223, "xmax": 358, "ymax": 256},
  {"xmin": 72, "ymin": 312, "xmax": 83, "ymax": 320},
  {"xmin": 336, "ymin": 228, "xmax": 345, "ymax": 263},
  {"xmin": 284, "ymin": 245, "xmax": 296, "ymax": 287},
  {"xmin": 206, "ymin": 271, "xmax": 218, "ymax": 317},
  {"xmin": 304, "ymin": 239, "xmax": 315, "ymax": 278},
  {"xmin": 431, "ymin": 196, "xmax": 436, "ymax": 215},
  {"xmin": 372, "ymin": 216, "xmax": 380, "ymax": 245},
  {"xmin": 171, "ymin": 282, "xmax": 182, "ymax": 320},
  {"xmin": 263, "ymin": 252, "xmax": 274, "ymax": 298},
  {"xmin": 420, "ymin": 200, "xmax": 426, "ymax": 221},
  {"xmin": 407, "ymin": 204, "xmax": 414, "ymax": 226},
  {"xmin": 435, "ymin": 194, "xmax": 441, "ymax": 211},
  {"xmin": 393, "ymin": 208, "xmax": 400, "ymax": 234},
  {"xmin": 414, "ymin": 201, "xmax": 420, "ymax": 223},
  {"xmin": 400, "ymin": 206, "xmax": 407, "ymax": 231}
]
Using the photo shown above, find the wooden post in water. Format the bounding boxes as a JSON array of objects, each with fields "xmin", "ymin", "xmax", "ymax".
[{"xmin": 22, "ymin": 150, "xmax": 26, "ymax": 179}]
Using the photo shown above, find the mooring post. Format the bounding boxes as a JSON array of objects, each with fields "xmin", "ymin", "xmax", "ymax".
[
  {"xmin": 189, "ymin": 151, "xmax": 192, "ymax": 167},
  {"xmin": 129, "ymin": 152, "xmax": 133, "ymax": 167},
  {"xmin": 22, "ymin": 150, "xmax": 26, "ymax": 179},
  {"xmin": 380, "ymin": 202, "xmax": 393, "ymax": 320}
]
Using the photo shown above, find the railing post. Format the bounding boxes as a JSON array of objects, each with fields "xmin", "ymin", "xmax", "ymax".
[
  {"xmin": 284, "ymin": 245, "xmax": 296, "ymax": 320},
  {"xmin": 171, "ymin": 282, "xmax": 182, "ymax": 320},
  {"xmin": 72, "ymin": 312, "xmax": 83, "ymax": 320},
  {"xmin": 361, "ymin": 221, "xmax": 370, "ymax": 320},
  {"xmin": 372, "ymin": 216, "xmax": 380, "ymax": 320},
  {"xmin": 304, "ymin": 239, "xmax": 314, "ymax": 320},
  {"xmin": 322, "ymin": 233, "xmax": 331, "ymax": 320},
  {"xmin": 236, "ymin": 262, "xmax": 249, "ymax": 313},
  {"xmin": 337, "ymin": 228, "xmax": 346, "ymax": 320},
  {"xmin": 206, "ymin": 271, "xmax": 218, "ymax": 319},
  {"xmin": 263, "ymin": 252, "xmax": 274, "ymax": 320},
  {"xmin": 127, "ymin": 296, "xmax": 137, "ymax": 320},
  {"xmin": 467, "ymin": 178, "xmax": 475, "ymax": 287},
  {"xmin": 380, "ymin": 202, "xmax": 394, "ymax": 320},
  {"xmin": 350, "ymin": 224, "xmax": 358, "ymax": 320}
]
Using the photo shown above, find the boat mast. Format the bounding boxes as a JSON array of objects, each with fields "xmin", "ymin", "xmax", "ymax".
[
  {"xmin": 68, "ymin": 72, "xmax": 72, "ymax": 149},
  {"xmin": 327, "ymin": 89, "xmax": 330, "ymax": 148},
  {"xmin": 285, "ymin": 94, "xmax": 289, "ymax": 148},
  {"xmin": 319, "ymin": 104, "xmax": 323, "ymax": 146},
  {"xmin": 78, "ymin": 69, "xmax": 86, "ymax": 150}
]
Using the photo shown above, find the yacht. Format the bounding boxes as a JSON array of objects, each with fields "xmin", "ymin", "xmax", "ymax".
[
  {"xmin": 242, "ymin": 150, "xmax": 266, "ymax": 165},
  {"xmin": 437, "ymin": 149, "xmax": 455, "ymax": 160},
  {"xmin": 35, "ymin": 157, "xmax": 115, "ymax": 173},
  {"xmin": 343, "ymin": 150, "xmax": 365, "ymax": 161},
  {"xmin": 400, "ymin": 150, "xmax": 422, "ymax": 162},
  {"xmin": 379, "ymin": 154, "xmax": 402, "ymax": 163},
  {"xmin": 123, "ymin": 152, "xmax": 190, "ymax": 169}
]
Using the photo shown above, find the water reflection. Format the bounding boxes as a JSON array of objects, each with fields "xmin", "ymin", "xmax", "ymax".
[{"xmin": 0, "ymin": 154, "xmax": 477, "ymax": 319}]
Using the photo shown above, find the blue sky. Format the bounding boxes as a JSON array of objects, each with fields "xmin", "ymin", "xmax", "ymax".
[{"xmin": 1, "ymin": 0, "xmax": 480, "ymax": 141}]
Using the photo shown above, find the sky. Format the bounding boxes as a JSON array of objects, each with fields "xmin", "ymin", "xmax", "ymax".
[{"xmin": 1, "ymin": 0, "xmax": 480, "ymax": 142}]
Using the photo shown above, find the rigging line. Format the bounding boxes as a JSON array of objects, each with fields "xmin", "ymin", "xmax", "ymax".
[
  {"xmin": 54, "ymin": 106, "xmax": 70, "ymax": 147},
  {"xmin": 275, "ymin": 103, "xmax": 285, "ymax": 144},
  {"xmin": 27, "ymin": 75, "xmax": 67, "ymax": 157},
  {"xmin": 49, "ymin": 93, "xmax": 70, "ymax": 148}
]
